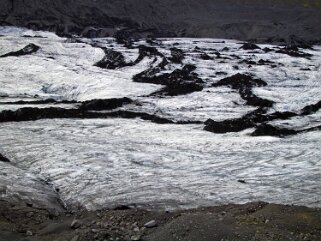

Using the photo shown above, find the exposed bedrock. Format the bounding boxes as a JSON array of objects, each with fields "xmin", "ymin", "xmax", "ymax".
[
  {"xmin": 300, "ymin": 100, "xmax": 321, "ymax": 115},
  {"xmin": 134, "ymin": 64, "xmax": 204, "ymax": 96},
  {"xmin": 1, "ymin": 0, "xmax": 321, "ymax": 44},
  {"xmin": 0, "ymin": 153, "xmax": 10, "ymax": 162},
  {"xmin": 212, "ymin": 73, "xmax": 274, "ymax": 108},
  {"xmin": 94, "ymin": 49, "xmax": 129, "ymax": 69},
  {"xmin": 0, "ymin": 43, "xmax": 40, "ymax": 58},
  {"xmin": 169, "ymin": 47, "xmax": 185, "ymax": 64}
]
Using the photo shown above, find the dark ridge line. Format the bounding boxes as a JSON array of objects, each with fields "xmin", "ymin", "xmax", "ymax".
[
  {"xmin": 107, "ymin": 111, "xmax": 202, "ymax": 124},
  {"xmin": 238, "ymin": 41, "xmax": 313, "ymax": 59},
  {"xmin": 275, "ymin": 46, "xmax": 313, "ymax": 58},
  {"xmin": 0, "ymin": 43, "xmax": 40, "ymax": 58},
  {"xmin": 204, "ymin": 107, "xmax": 297, "ymax": 134},
  {"xmin": 239, "ymin": 43, "xmax": 261, "ymax": 50},
  {"xmin": 252, "ymin": 123, "xmax": 321, "ymax": 137},
  {"xmin": 205, "ymin": 98, "xmax": 321, "ymax": 136},
  {"xmin": 95, "ymin": 45, "xmax": 168, "ymax": 70},
  {"xmin": 251, "ymin": 124, "xmax": 298, "ymax": 137},
  {"xmin": 22, "ymin": 35, "xmax": 47, "ymax": 39},
  {"xmin": 239, "ymin": 87, "xmax": 274, "ymax": 108},
  {"xmin": 0, "ymin": 98, "xmax": 133, "ymax": 110},
  {"xmin": 133, "ymin": 45, "xmax": 166, "ymax": 65},
  {"xmin": 79, "ymin": 98, "xmax": 133, "ymax": 111},
  {"xmin": 238, "ymin": 59, "xmax": 280, "ymax": 68},
  {"xmin": 94, "ymin": 49, "xmax": 129, "ymax": 69},
  {"xmin": 251, "ymin": 100, "xmax": 321, "ymax": 137},
  {"xmin": 0, "ymin": 107, "xmax": 202, "ymax": 125},
  {"xmin": 206, "ymin": 72, "xmax": 321, "ymax": 136},
  {"xmin": 0, "ymin": 99, "xmax": 78, "ymax": 105},
  {"xmin": 300, "ymin": 100, "xmax": 321, "ymax": 115}
]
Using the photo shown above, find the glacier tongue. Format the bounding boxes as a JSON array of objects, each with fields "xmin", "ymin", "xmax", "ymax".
[{"xmin": 0, "ymin": 27, "xmax": 321, "ymax": 210}]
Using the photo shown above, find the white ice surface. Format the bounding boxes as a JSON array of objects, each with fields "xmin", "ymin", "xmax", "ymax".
[
  {"xmin": 0, "ymin": 161, "xmax": 63, "ymax": 210},
  {"xmin": 0, "ymin": 119, "xmax": 320, "ymax": 210},
  {"xmin": 0, "ymin": 27, "xmax": 160, "ymax": 101},
  {"xmin": 0, "ymin": 27, "xmax": 321, "ymax": 210}
]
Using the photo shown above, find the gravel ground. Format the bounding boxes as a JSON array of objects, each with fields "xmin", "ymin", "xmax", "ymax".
[{"xmin": 1, "ymin": 200, "xmax": 320, "ymax": 241}]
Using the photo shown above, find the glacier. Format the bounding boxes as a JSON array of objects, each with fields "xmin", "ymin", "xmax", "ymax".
[{"xmin": 0, "ymin": 26, "xmax": 320, "ymax": 211}]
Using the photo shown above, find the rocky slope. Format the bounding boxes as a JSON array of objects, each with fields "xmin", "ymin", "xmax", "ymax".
[{"xmin": 1, "ymin": 0, "xmax": 321, "ymax": 43}]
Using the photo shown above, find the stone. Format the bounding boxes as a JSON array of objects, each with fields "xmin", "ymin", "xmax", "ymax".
[
  {"xmin": 71, "ymin": 220, "xmax": 82, "ymax": 229},
  {"xmin": 131, "ymin": 235, "xmax": 141, "ymax": 241},
  {"xmin": 144, "ymin": 220, "xmax": 157, "ymax": 228},
  {"xmin": 26, "ymin": 212, "xmax": 34, "ymax": 218},
  {"xmin": 71, "ymin": 235, "xmax": 79, "ymax": 241}
]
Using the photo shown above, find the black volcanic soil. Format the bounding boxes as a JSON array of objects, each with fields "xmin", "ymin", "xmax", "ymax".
[
  {"xmin": 0, "ymin": 201, "xmax": 320, "ymax": 241},
  {"xmin": 1, "ymin": 0, "xmax": 321, "ymax": 44}
]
